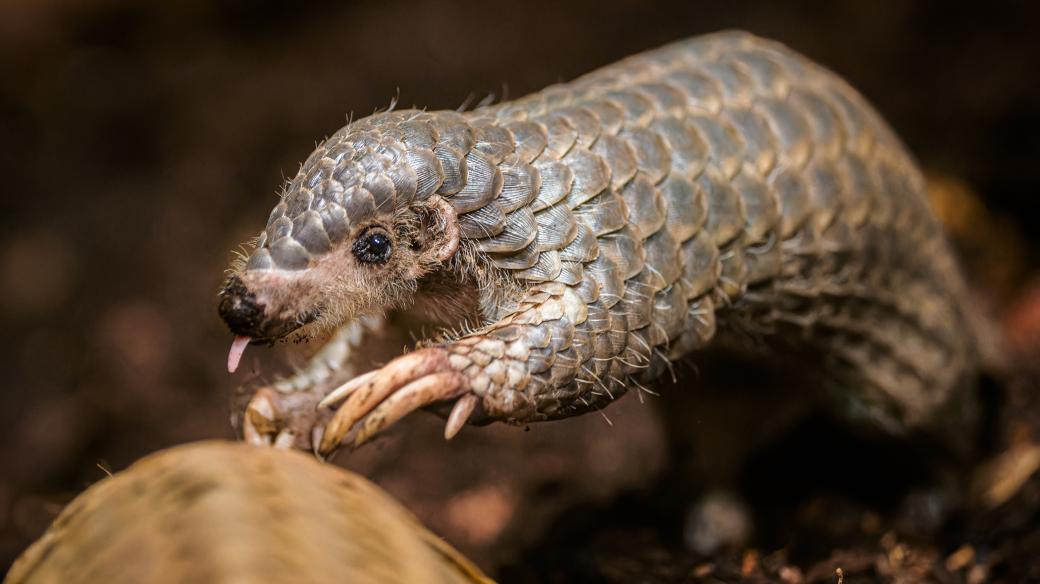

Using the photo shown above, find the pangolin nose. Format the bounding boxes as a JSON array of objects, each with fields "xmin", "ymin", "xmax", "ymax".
[{"xmin": 218, "ymin": 276, "xmax": 265, "ymax": 337}]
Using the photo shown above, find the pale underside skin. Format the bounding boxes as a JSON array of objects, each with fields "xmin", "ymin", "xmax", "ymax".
[{"xmin": 227, "ymin": 31, "xmax": 986, "ymax": 458}]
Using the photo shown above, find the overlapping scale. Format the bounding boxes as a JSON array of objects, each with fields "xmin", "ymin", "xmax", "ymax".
[{"xmin": 247, "ymin": 32, "xmax": 977, "ymax": 432}]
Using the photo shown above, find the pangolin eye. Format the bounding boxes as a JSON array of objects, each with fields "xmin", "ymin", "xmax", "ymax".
[{"xmin": 352, "ymin": 229, "xmax": 393, "ymax": 264}]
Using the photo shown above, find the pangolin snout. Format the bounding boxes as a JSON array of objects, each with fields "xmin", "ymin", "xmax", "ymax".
[
  {"xmin": 218, "ymin": 272, "xmax": 321, "ymax": 342},
  {"xmin": 218, "ymin": 275, "xmax": 266, "ymax": 338}
]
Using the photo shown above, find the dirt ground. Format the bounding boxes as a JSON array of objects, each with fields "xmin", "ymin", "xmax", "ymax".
[{"xmin": 2, "ymin": 1, "xmax": 1039, "ymax": 581}]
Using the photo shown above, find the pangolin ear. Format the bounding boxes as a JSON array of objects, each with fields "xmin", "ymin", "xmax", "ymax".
[{"xmin": 414, "ymin": 195, "xmax": 460, "ymax": 263}]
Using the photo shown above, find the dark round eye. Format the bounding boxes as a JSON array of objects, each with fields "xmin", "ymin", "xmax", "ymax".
[{"xmin": 352, "ymin": 229, "xmax": 393, "ymax": 264}]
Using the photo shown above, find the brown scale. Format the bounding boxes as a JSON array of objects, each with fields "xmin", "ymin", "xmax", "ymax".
[{"xmin": 218, "ymin": 31, "xmax": 991, "ymax": 456}]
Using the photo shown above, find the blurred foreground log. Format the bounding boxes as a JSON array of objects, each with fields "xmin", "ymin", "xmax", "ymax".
[{"xmin": 5, "ymin": 441, "xmax": 490, "ymax": 584}]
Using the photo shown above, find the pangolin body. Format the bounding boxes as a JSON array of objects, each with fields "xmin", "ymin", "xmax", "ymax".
[{"xmin": 219, "ymin": 31, "xmax": 987, "ymax": 454}]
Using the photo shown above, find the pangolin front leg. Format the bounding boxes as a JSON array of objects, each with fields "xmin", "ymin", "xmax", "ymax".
[{"xmin": 317, "ymin": 283, "xmax": 594, "ymax": 454}]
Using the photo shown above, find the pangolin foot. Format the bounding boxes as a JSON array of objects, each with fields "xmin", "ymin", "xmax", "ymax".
[{"xmin": 317, "ymin": 348, "xmax": 476, "ymax": 456}]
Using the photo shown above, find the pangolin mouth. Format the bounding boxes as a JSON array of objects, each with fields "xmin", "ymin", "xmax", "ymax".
[
  {"xmin": 224, "ymin": 308, "xmax": 321, "ymax": 373},
  {"xmin": 219, "ymin": 272, "xmax": 324, "ymax": 372}
]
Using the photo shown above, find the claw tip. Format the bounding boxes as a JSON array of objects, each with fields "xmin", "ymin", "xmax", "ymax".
[{"xmin": 444, "ymin": 394, "xmax": 478, "ymax": 441}]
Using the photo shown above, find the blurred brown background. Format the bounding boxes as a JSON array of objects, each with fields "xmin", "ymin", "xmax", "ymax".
[{"xmin": 2, "ymin": 0, "xmax": 1039, "ymax": 576}]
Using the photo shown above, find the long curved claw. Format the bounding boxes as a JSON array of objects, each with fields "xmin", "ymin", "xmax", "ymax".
[
  {"xmin": 243, "ymin": 388, "xmax": 283, "ymax": 446},
  {"xmin": 444, "ymin": 394, "xmax": 479, "ymax": 440},
  {"xmin": 352, "ymin": 372, "xmax": 467, "ymax": 446},
  {"xmin": 319, "ymin": 369, "xmax": 379, "ymax": 408},
  {"xmin": 317, "ymin": 348, "xmax": 472, "ymax": 455}
]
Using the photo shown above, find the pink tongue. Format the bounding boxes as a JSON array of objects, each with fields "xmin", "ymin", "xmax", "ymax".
[{"xmin": 227, "ymin": 335, "xmax": 251, "ymax": 373}]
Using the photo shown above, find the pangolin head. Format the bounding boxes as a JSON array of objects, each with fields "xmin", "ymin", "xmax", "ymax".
[{"xmin": 217, "ymin": 111, "xmax": 460, "ymax": 351}]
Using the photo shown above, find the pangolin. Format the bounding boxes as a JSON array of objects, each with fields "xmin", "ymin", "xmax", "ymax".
[
  {"xmin": 5, "ymin": 442, "xmax": 490, "ymax": 584},
  {"xmin": 217, "ymin": 31, "xmax": 991, "ymax": 457}
]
